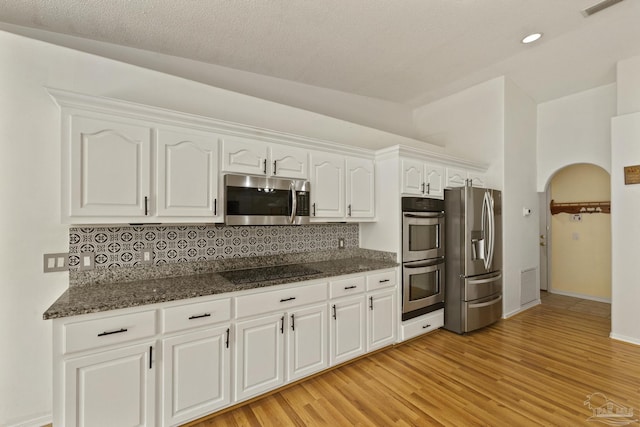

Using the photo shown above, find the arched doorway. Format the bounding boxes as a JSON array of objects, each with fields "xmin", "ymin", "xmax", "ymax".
[{"xmin": 541, "ymin": 163, "xmax": 611, "ymax": 304}]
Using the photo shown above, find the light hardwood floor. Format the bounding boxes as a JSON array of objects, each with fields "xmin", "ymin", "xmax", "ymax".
[{"xmin": 189, "ymin": 293, "xmax": 638, "ymax": 426}]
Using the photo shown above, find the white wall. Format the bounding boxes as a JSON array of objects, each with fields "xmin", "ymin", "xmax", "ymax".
[
  {"xmin": 610, "ymin": 53, "xmax": 640, "ymax": 345},
  {"xmin": 0, "ymin": 30, "xmax": 444, "ymax": 426},
  {"xmin": 413, "ymin": 77, "xmax": 505, "ymax": 190},
  {"xmin": 502, "ymin": 79, "xmax": 539, "ymax": 316},
  {"xmin": 617, "ymin": 56, "xmax": 640, "ymax": 116},
  {"xmin": 536, "ymin": 84, "xmax": 615, "ymax": 190},
  {"xmin": 0, "ymin": 22, "xmax": 425, "ymax": 144}
]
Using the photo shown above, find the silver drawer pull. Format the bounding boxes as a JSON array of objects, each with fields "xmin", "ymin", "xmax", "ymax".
[
  {"xmin": 344, "ymin": 285, "xmax": 357, "ymax": 290},
  {"xmin": 280, "ymin": 297, "xmax": 296, "ymax": 302},
  {"xmin": 188, "ymin": 313, "xmax": 211, "ymax": 320},
  {"xmin": 97, "ymin": 328, "xmax": 128, "ymax": 337}
]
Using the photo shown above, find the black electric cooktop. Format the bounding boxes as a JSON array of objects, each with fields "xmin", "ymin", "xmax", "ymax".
[{"xmin": 219, "ymin": 264, "xmax": 322, "ymax": 285}]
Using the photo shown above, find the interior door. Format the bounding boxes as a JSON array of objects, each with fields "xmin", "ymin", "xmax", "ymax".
[{"xmin": 539, "ymin": 191, "xmax": 549, "ymax": 291}]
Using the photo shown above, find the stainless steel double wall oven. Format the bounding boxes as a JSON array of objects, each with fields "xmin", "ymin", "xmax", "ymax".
[{"xmin": 401, "ymin": 197, "xmax": 446, "ymax": 321}]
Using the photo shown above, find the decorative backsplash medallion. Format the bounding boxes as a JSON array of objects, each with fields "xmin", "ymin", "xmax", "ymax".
[{"xmin": 68, "ymin": 224, "xmax": 359, "ymax": 271}]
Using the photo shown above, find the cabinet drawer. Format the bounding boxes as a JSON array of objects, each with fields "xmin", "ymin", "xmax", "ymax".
[
  {"xmin": 366, "ymin": 269, "xmax": 397, "ymax": 292},
  {"xmin": 329, "ymin": 276, "xmax": 365, "ymax": 299},
  {"xmin": 400, "ymin": 309, "xmax": 443, "ymax": 342},
  {"xmin": 235, "ymin": 282, "xmax": 327, "ymax": 319},
  {"xmin": 64, "ymin": 310, "xmax": 156, "ymax": 354},
  {"xmin": 162, "ymin": 298, "xmax": 231, "ymax": 334}
]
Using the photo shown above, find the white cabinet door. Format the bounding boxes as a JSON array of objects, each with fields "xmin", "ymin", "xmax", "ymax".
[
  {"xmin": 64, "ymin": 342, "xmax": 155, "ymax": 427},
  {"xmin": 401, "ymin": 159, "xmax": 425, "ymax": 195},
  {"xmin": 424, "ymin": 164, "xmax": 444, "ymax": 199},
  {"xmin": 329, "ymin": 296, "xmax": 366, "ymax": 366},
  {"xmin": 69, "ymin": 115, "xmax": 151, "ymax": 217},
  {"xmin": 162, "ymin": 326, "xmax": 230, "ymax": 427},
  {"xmin": 468, "ymin": 171, "xmax": 487, "ymax": 188},
  {"xmin": 235, "ymin": 313, "xmax": 285, "ymax": 401},
  {"xmin": 367, "ymin": 290, "xmax": 396, "ymax": 352},
  {"xmin": 156, "ymin": 129, "xmax": 220, "ymax": 218},
  {"xmin": 310, "ymin": 152, "xmax": 345, "ymax": 218},
  {"xmin": 287, "ymin": 304, "xmax": 328, "ymax": 382},
  {"xmin": 346, "ymin": 157, "xmax": 375, "ymax": 219},
  {"xmin": 220, "ymin": 136, "xmax": 268, "ymax": 176},
  {"xmin": 446, "ymin": 167, "xmax": 468, "ymax": 188},
  {"xmin": 269, "ymin": 144, "xmax": 308, "ymax": 179}
]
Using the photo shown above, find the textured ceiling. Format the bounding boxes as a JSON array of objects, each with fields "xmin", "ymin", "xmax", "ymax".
[{"xmin": 1, "ymin": 0, "xmax": 639, "ymax": 107}]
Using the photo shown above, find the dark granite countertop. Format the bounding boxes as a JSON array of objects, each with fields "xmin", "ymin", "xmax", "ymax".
[{"xmin": 43, "ymin": 252, "xmax": 397, "ymax": 320}]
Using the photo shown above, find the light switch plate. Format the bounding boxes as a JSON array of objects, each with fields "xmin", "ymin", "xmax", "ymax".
[{"xmin": 43, "ymin": 253, "xmax": 69, "ymax": 273}]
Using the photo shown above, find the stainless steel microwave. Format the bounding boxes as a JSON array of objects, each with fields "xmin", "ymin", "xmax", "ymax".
[{"xmin": 224, "ymin": 174, "xmax": 310, "ymax": 225}]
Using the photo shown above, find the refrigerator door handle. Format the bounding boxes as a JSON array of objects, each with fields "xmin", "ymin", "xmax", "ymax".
[
  {"xmin": 487, "ymin": 192, "xmax": 495, "ymax": 269},
  {"xmin": 481, "ymin": 191, "xmax": 490, "ymax": 270},
  {"xmin": 467, "ymin": 273, "xmax": 502, "ymax": 285},
  {"xmin": 468, "ymin": 295, "xmax": 502, "ymax": 309}
]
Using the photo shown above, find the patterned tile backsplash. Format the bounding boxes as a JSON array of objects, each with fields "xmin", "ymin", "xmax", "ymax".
[{"xmin": 68, "ymin": 224, "xmax": 359, "ymax": 271}]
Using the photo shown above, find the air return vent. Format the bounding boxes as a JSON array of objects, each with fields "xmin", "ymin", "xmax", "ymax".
[{"xmin": 583, "ymin": 0, "xmax": 626, "ymax": 16}]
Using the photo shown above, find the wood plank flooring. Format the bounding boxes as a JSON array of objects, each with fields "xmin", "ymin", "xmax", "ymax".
[{"xmin": 189, "ymin": 293, "xmax": 639, "ymax": 426}]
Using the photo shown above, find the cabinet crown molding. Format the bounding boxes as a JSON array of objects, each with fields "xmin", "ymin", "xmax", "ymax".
[
  {"xmin": 375, "ymin": 145, "xmax": 488, "ymax": 172},
  {"xmin": 46, "ymin": 87, "xmax": 374, "ymax": 158}
]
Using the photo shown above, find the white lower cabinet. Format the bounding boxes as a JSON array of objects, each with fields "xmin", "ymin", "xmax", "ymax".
[
  {"xmin": 54, "ymin": 268, "xmax": 399, "ymax": 426},
  {"xmin": 329, "ymin": 295, "xmax": 366, "ymax": 365},
  {"xmin": 234, "ymin": 302, "xmax": 328, "ymax": 402},
  {"xmin": 367, "ymin": 289, "xmax": 397, "ymax": 351},
  {"xmin": 234, "ymin": 312, "xmax": 286, "ymax": 401},
  {"xmin": 63, "ymin": 342, "xmax": 156, "ymax": 427},
  {"xmin": 287, "ymin": 304, "xmax": 328, "ymax": 381},
  {"xmin": 162, "ymin": 325, "xmax": 231, "ymax": 427}
]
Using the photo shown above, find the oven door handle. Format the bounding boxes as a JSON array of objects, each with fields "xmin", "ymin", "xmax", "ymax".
[
  {"xmin": 403, "ymin": 212, "xmax": 444, "ymax": 219},
  {"xmin": 403, "ymin": 258, "xmax": 444, "ymax": 268}
]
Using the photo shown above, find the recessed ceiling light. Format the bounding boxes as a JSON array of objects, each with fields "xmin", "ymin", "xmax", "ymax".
[{"xmin": 521, "ymin": 33, "xmax": 542, "ymax": 44}]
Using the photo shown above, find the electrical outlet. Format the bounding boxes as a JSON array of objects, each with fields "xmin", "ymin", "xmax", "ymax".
[
  {"xmin": 141, "ymin": 249, "xmax": 153, "ymax": 265},
  {"xmin": 79, "ymin": 252, "xmax": 95, "ymax": 271},
  {"xmin": 571, "ymin": 214, "xmax": 582, "ymax": 222},
  {"xmin": 43, "ymin": 253, "xmax": 69, "ymax": 273},
  {"xmin": 338, "ymin": 238, "xmax": 345, "ymax": 249}
]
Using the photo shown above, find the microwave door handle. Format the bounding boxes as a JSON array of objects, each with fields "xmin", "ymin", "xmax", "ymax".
[{"xmin": 289, "ymin": 185, "xmax": 297, "ymax": 224}]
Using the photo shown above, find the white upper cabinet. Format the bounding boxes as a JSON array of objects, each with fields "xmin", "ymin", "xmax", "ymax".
[
  {"xmin": 221, "ymin": 136, "xmax": 308, "ymax": 179},
  {"xmin": 401, "ymin": 159, "xmax": 444, "ymax": 199},
  {"xmin": 269, "ymin": 144, "xmax": 308, "ymax": 179},
  {"xmin": 220, "ymin": 136, "xmax": 268, "ymax": 176},
  {"xmin": 346, "ymin": 157, "xmax": 375, "ymax": 219},
  {"xmin": 310, "ymin": 152, "xmax": 345, "ymax": 219},
  {"xmin": 68, "ymin": 115, "xmax": 151, "ymax": 218},
  {"xmin": 156, "ymin": 128, "xmax": 220, "ymax": 219},
  {"xmin": 401, "ymin": 159, "xmax": 425, "ymax": 196},
  {"xmin": 468, "ymin": 171, "xmax": 487, "ymax": 188},
  {"xmin": 310, "ymin": 152, "xmax": 375, "ymax": 221},
  {"xmin": 446, "ymin": 167, "xmax": 486, "ymax": 188}
]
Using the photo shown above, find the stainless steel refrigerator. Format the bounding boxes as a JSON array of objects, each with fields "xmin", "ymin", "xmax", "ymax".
[{"xmin": 444, "ymin": 186, "xmax": 502, "ymax": 334}]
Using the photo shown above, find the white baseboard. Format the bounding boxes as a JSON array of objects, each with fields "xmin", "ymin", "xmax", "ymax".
[
  {"xmin": 503, "ymin": 299, "xmax": 541, "ymax": 318},
  {"xmin": 3, "ymin": 413, "xmax": 51, "ymax": 427},
  {"xmin": 547, "ymin": 289, "xmax": 611, "ymax": 304},
  {"xmin": 609, "ymin": 332, "xmax": 640, "ymax": 346}
]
